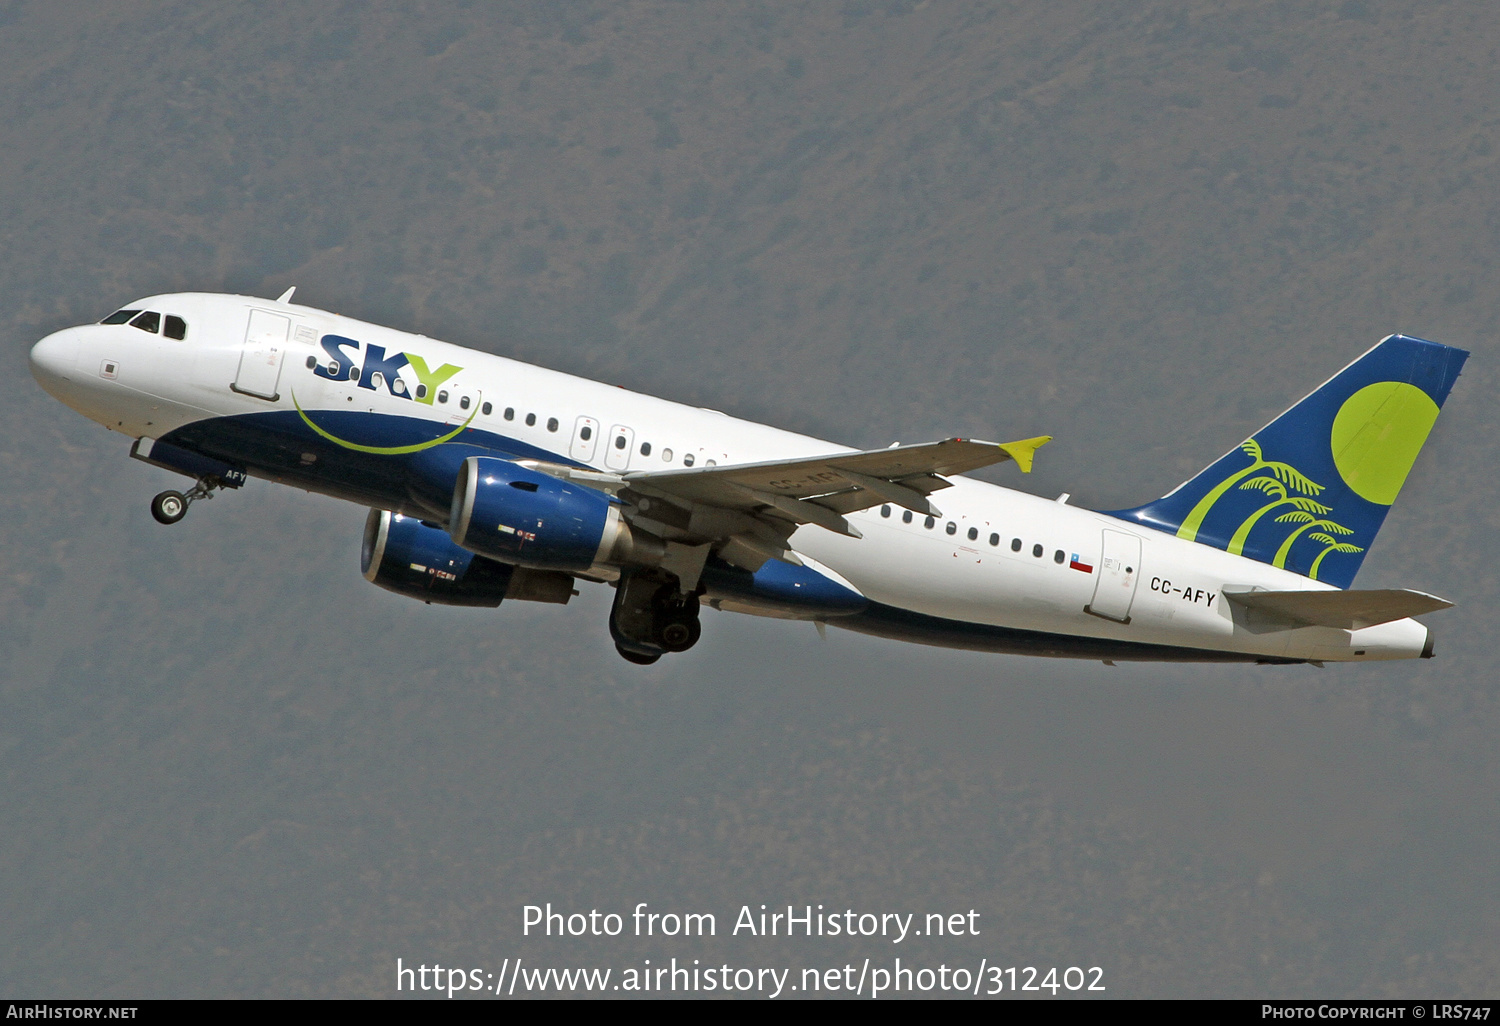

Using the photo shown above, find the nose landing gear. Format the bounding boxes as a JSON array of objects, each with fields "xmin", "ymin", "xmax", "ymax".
[
  {"xmin": 150, "ymin": 475, "xmax": 228, "ymax": 525},
  {"xmin": 609, "ymin": 570, "xmax": 703, "ymax": 664}
]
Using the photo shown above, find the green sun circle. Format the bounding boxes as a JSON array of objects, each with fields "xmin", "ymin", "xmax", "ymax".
[{"xmin": 1329, "ymin": 381, "xmax": 1440, "ymax": 506}]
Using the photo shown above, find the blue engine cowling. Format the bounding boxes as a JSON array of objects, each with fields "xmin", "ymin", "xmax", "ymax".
[
  {"xmin": 363, "ymin": 509, "xmax": 575, "ymax": 606},
  {"xmin": 363, "ymin": 509, "xmax": 517, "ymax": 606},
  {"xmin": 449, "ymin": 456, "xmax": 616, "ymax": 571}
]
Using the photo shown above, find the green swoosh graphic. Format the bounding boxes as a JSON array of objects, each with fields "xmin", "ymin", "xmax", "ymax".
[{"xmin": 292, "ymin": 391, "xmax": 479, "ymax": 455}]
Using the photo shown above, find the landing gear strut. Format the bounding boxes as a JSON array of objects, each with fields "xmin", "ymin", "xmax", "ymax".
[
  {"xmin": 150, "ymin": 475, "xmax": 226, "ymax": 525},
  {"xmin": 609, "ymin": 570, "xmax": 703, "ymax": 664}
]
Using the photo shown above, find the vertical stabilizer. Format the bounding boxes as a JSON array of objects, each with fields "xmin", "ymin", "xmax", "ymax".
[{"xmin": 1105, "ymin": 335, "xmax": 1468, "ymax": 588}]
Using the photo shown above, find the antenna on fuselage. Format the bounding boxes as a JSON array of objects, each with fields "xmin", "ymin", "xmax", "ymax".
[{"xmin": 276, "ymin": 286, "xmax": 297, "ymax": 304}]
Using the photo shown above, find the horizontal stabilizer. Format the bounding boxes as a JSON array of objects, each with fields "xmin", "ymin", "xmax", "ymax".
[{"xmin": 1222, "ymin": 587, "xmax": 1453, "ymax": 630}]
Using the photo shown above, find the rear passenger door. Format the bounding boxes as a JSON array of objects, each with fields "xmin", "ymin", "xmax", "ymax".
[{"xmin": 1085, "ymin": 530, "xmax": 1142, "ymax": 623}]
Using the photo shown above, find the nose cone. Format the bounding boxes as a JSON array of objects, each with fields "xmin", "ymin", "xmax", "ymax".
[{"xmin": 29, "ymin": 328, "xmax": 81, "ymax": 399}]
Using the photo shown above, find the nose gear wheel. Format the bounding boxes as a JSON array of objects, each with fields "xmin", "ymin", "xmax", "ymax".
[
  {"xmin": 149, "ymin": 474, "xmax": 229, "ymax": 525},
  {"xmin": 150, "ymin": 490, "xmax": 187, "ymax": 524}
]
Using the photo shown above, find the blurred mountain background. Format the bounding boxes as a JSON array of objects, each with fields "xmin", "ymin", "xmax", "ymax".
[{"xmin": 1, "ymin": 0, "xmax": 1497, "ymax": 996}]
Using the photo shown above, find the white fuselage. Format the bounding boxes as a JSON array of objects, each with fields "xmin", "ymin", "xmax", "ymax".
[{"xmin": 29, "ymin": 292, "xmax": 1432, "ymax": 663}]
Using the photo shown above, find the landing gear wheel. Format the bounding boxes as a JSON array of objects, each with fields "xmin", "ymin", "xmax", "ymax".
[
  {"xmin": 151, "ymin": 490, "xmax": 188, "ymax": 525},
  {"xmin": 615, "ymin": 644, "xmax": 661, "ymax": 666},
  {"xmin": 658, "ymin": 614, "xmax": 702, "ymax": 653},
  {"xmin": 652, "ymin": 584, "xmax": 702, "ymax": 653},
  {"xmin": 146, "ymin": 472, "xmax": 231, "ymax": 526}
]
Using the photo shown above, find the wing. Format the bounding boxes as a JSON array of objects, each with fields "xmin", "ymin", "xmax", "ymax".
[{"xmin": 616, "ymin": 436, "xmax": 1050, "ymax": 571}]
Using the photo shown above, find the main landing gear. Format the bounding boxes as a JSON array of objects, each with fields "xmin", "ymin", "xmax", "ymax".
[
  {"xmin": 609, "ymin": 570, "xmax": 703, "ymax": 665},
  {"xmin": 150, "ymin": 475, "xmax": 227, "ymax": 525}
]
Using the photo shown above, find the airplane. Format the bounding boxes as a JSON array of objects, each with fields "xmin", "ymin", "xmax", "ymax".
[{"xmin": 28, "ymin": 289, "xmax": 1468, "ymax": 666}]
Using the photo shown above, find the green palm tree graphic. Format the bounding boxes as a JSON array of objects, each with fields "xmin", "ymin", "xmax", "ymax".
[
  {"xmin": 1226, "ymin": 477, "xmax": 1332, "ymax": 555},
  {"xmin": 1271, "ymin": 511, "xmax": 1355, "ymax": 570},
  {"xmin": 1306, "ymin": 533, "xmax": 1365, "ymax": 581},
  {"xmin": 1176, "ymin": 439, "xmax": 1325, "ymax": 543}
]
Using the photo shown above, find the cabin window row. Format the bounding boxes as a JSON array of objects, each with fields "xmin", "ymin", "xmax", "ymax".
[
  {"xmin": 879, "ymin": 505, "xmax": 1066, "ymax": 563},
  {"xmin": 499, "ymin": 412, "xmax": 713, "ymax": 466},
  {"xmin": 302, "ymin": 357, "xmax": 715, "ymax": 466}
]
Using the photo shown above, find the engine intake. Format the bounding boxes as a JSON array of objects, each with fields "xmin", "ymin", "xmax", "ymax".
[{"xmin": 362, "ymin": 509, "xmax": 573, "ymax": 606}]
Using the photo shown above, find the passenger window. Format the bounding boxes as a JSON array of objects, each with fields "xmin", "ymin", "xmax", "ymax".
[
  {"xmin": 1054, "ymin": 549, "xmax": 1065, "ymax": 564},
  {"xmin": 350, "ymin": 367, "xmax": 360, "ymax": 382},
  {"xmin": 903, "ymin": 510, "xmax": 913, "ymax": 524},
  {"xmin": 436, "ymin": 389, "xmax": 448, "ymax": 404},
  {"xmin": 163, "ymin": 315, "xmax": 187, "ymax": 340},
  {"xmin": 129, "ymin": 310, "xmax": 160, "ymax": 333},
  {"xmin": 101, "ymin": 309, "xmax": 140, "ymax": 325},
  {"xmin": 1011, "ymin": 538, "xmax": 1022, "ymax": 552},
  {"xmin": 706, "ymin": 459, "xmax": 716, "ymax": 466},
  {"xmin": 1032, "ymin": 544, "xmax": 1043, "ymax": 558},
  {"xmin": 989, "ymin": 533, "xmax": 999, "ymax": 546},
  {"xmin": 460, "ymin": 396, "xmax": 470, "ymax": 410},
  {"xmin": 640, "ymin": 442, "xmax": 651, "ymax": 456},
  {"xmin": 967, "ymin": 527, "xmax": 978, "ymax": 541},
  {"xmin": 614, "ymin": 435, "xmax": 627, "ymax": 449},
  {"xmin": 305, "ymin": 356, "xmax": 317, "ymax": 369},
  {"xmin": 504, "ymin": 407, "xmax": 514, "ymax": 421},
  {"xmin": 525, "ymin": 413, "xmax": 536, "ymax": 426},
  {"xmin": 881, "ymin": 505, "xmax": 891, "ymax": 518},
  {"xmin": 547, "ymin": 417, "xmax": 558, "ymax": 432},
  {"xmin": 683, "ymin": 454, "xmax": 695, "ymax": 467},
  {"xmin": 482, "ymin": 402, "xmax": 493, "ymax": 416},
  {"xmin": 370, "ymin": 372, "xmax": 385, "ymax": 391},
  {"xmin": 580, "ymin": 426, "xmax": 592, "ymax": 441},
  {"xmin": 924, "ymin": 516, "xmax": 935, "ymax": 529},
  {"xmin": 416, "ymin": 384, "xmax": 428, "ymax": 399},
  {"xmin": 662, "ymin": 448, "xmax": 673, "ymax": 462},
  {"xmin": 945, "ymin": 522, "xmax": 957, "ymax": 535}
]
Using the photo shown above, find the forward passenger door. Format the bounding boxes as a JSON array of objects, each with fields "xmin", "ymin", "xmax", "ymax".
[{"xmin": 232, "ymin": 309, "xmax": 290, "ymax": 401}]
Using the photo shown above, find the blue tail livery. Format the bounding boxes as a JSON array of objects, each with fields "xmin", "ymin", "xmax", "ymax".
[{"xmin": 1106, "ymin": 335, "xmax": 1469, "ymax": 589}]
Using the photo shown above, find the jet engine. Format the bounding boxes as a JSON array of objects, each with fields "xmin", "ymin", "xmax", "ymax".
[
  {"xmin": 449, "ymin": 456, "xmax": 626, "ymax": 572},
  {"xmin": 362, "ymin": 509, "xmax": 574, "ymax": 606}
]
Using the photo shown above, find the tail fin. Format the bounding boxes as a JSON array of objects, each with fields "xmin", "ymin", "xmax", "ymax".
[{"xmin": 1105, "ymin": 335, "xmax": 1468, "ymax": 588}]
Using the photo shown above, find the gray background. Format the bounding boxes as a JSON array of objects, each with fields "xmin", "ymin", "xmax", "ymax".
[{"xmin": 2, "ymin": 0, "xmax": 1497, "ymax": 997}]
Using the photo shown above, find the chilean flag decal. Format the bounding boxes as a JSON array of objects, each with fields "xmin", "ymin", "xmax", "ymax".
[{"xmin": 1069, "ymin": 553, "xmax": 1094, "ymax": 573}]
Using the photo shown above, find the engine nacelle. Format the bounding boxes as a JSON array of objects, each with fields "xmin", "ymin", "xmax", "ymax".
[
  {"xmin": 450, "ymin": 456, "xmax": 622, "ymax": 572},
  {"xmin": 362, "ymin": 509, "xmax": 574, "ymax": 606}
]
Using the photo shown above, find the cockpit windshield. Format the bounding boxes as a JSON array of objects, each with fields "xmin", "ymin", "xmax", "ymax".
[{"xmin": 99, "ymin": 308, "xmax": 188, "ymax": 339}]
